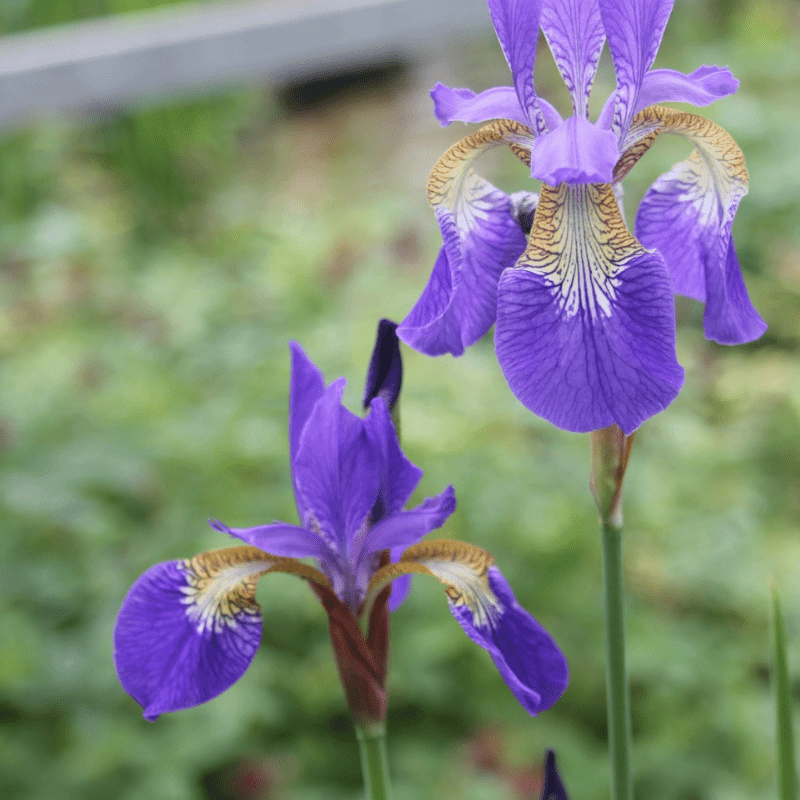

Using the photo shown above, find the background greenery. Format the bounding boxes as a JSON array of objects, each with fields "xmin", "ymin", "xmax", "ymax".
[{"xmin": 0, "ymin": 0, "xmax": 798, "ymax": 798}]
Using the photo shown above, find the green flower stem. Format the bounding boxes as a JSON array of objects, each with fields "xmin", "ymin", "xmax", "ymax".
[
  {"xmin": 602, "ymin": 520, "xmax": 632, "ymax": 800},
  {"xmin": 355, "ymin": 722, "xmax": 393, "ymax": 800},
  {"xmin": 772, "ymin": 589, "xmax": 797, "ymax": 800}
]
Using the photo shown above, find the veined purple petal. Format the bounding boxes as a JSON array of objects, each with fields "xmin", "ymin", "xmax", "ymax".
[
  {"xmin": 633, "ymin": 65, "xmax": 739, "ymax": 114},
  {"xmin": 541, "ymin": 0, "xmax": 605, "ymax": 118},
  {"xmin": 294, "ymin": 381, "xmax": 380, "ymax": 554},
  {"xmin": 529, "ymin": 115, "xmax": 619, "ymax": 184},
  {"xmin": 398, "ymin": 245, "xmax": 465, "ymax": 356},
  {"xmin": 114, "ymin": 549, "xmax": 274, "ymax": 720},
  {"xmin": 599, "ymin": 0, "xmax": 675, "ymax": 137},
  {"xmin": 431, "ymin": 83, "xmax": 530, "ymax": 127},
  {"xmin": 636, "ymin": 172, "xmax": 765, "ymax": 344},
  {"xmin": 449, "ymin": 567, "xmax": 569, "ymax": 715},
  {"xmin": 210, "ymin": 519, "xmax": 335, "ymax": 561},
  {"xmin": 631, "ymin": 106, "xmax": 765, "ymax": 344},
  {"xmin": 495, "ymin": 183, "xmax": 684, "ymax": 434},
  {"xmin": 704, "ymin": 239, "xmax": 766, "ymax": 344},
  {"xmin": 368, "ymin": 542, "xmax": 568, "ymax": 714},
  {"xmin": 487, "ymin": 0, "xmax": 548, "ymax": 133},
  {"xmin": 363, "ymin": 319, "xmax": 403, "ymax": 414},
  {"xmin": 399, "ymin": 205, "xmax": 527, "ymax": 355},
  {"xmin": 353, "ymin": 486, "xmax": 456, "ymax": 600},
  {"xmin": 289, "ymin": 342, "xmax": 326, "ymax": 521},
  {"xmin": 364, "ymin": 486, "xmax": 457, "ymax": 554},
  {"xmin": 399, "ymin": 122, "xmax": 535, "ymax": 356}
]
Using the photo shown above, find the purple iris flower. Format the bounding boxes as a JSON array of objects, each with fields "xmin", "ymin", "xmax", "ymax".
[
  {"xmin": 114, "ymin": 336, "xmax": 568, "ymax": 723},
  {"xmin": 398, "ymin": 0, "xmax": 766, "ymax": 434}
]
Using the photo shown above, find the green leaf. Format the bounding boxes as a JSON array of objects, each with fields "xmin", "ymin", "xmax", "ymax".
[{"xmin": 772, "ymin": 588, "xmax": 797, "ymax": 800}]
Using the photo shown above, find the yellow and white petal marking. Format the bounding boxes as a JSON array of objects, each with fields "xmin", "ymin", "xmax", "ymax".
[
  {"xmin": 517, "ymin": 182, "xmax": 644, "ymax": 320},
  {"xmin": 427, "ymin": 119, "xmax": 534, "ymax": 233},
  {"xmin": 616, "ymin": 105, "xmax": 748, "ymax": 209},
  {"xmin": 179, "ymin": 546, "xmax": 330, "ymax": 636},
  {"xmin": 365, "ymin": 540, "xmax": 502, "ymax": 628}
]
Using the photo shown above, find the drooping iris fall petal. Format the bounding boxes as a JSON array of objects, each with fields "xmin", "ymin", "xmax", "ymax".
[
  {"xmin": 398, "ymin": 120, "xmax": 535, "ymax": 356},
  {"xmin": 495, "ymin": 183, "xmax": 684, "ymax": 434},
  {"xmin": 366, "ymin": 540, "xmax": 569, "ymax": 716},
  {"xmin": 114, "ymin": 547, "xmax": 327, "ymax": 721}
]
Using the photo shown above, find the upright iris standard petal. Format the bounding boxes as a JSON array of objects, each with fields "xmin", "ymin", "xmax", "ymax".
[
  {"xmin": 398, "ymin": 121, "xmax": 535, "ymax": 356},
  {"xmin": 114, "ymin": 547, "xmax": 278, "ymax": 721},
  {"xmin": 631, "ymin": 106, "xmax": 766, "ymax": 344},
  {"xmin": 289, "ymin": 342, "xmax": 327, "ymax": 522},
  {"xmin": 599, "ymin": 0, "xmax": 675, "ymax": 136},
  {"xmin": 487, "ymin": 0, "xmax": 548, "ymax": 132},
  {"xmin": 495, "ymin": 183, "xmax": 684, "ymax": 434},
  {"xmin": 540, "ymin": 0, "xmax": 605, "ymax": 118},
  {"xmin": 366, "ymin": 541, "xmax": 569, "ymax": 716},
  {"xmin": 363, "ymin": 397, "xmax": 421, "ymax": 519},
  {"xmin": 293, "ymin": 381, "xmax": 380, "ymax": 554}
]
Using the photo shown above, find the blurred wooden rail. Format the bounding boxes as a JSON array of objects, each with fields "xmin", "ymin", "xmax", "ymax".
[{"xmin": 0, "ymin": 0, "xmax": 488, "ymax": 130}]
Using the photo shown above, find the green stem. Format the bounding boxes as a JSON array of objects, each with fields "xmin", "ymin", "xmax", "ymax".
[
  {"xmin": 602, "ymin": 521, "xmax": 632, "ymax": 800},
  {"xmin": 355, "ymin": 722, "xmax": 393, "ymax": 800}
]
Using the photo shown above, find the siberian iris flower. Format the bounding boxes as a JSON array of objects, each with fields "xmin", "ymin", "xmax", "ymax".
[
  {"xmin": 397, "ymin": 0, "xmax": 766, "ymax": 434},
  {"xmin": 114, "ymin": 328, "xmax": 568, "ymax": 724}
]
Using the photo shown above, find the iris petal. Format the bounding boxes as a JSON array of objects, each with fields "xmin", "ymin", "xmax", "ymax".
[
  {"xmin": 211, "ymin": 519, "xmax": 335, "ymax": 561},
  {"xmin": 452, "ymin": 566, "xmax": 569, "ymax": 715},
  {"xmin": 367, "ymin": 541, "xmax": 568, "ymax": 715},
  {"xmin": 599, "ymin": 0, "xmax": 675, "ymax": 137},
  {"xmin": 115, "ymin": 547, "xmax": 277, "ymax": 720},
  {"xmin": 630, "ymin": 105, "xmax": 766, "ymax": 344},
  {"xmin": 364, "ymin": 486, "xmax": 457, "ymax": 553},
  {"xmin": 495, "ymin": 182, "xmax": 684, "ymax": 434},
  {"xmin": 541, "ymin": 0, "xmax": 605, "ymax": 118},
  {"xmin": 398, "ymin": 121, "xmax": 535, "ymax": 356},
  {"xmin": 487, "ymin": 0, "xmax": 548, "ymax": 132},
  {"xmin": 289, "ymin": 342, "xmax": 326, "ymax": 522},
  {"xmin": 293, "ymin": 381, "xmax": 380, "ymax": 554},
  {"xmin": 431, "ymin": 84, "xmax": 530, "ymax": 127},
  {"xmin": 633, "ymin": 65, "xmax": 739, "ymax": 114},
  {"xmin": 529, "ymin": 115, "xmax": 619, "ymax": 184},
  {"xmin": 363, "ymin": 397, "xmax": 422, "ymax": 521}
]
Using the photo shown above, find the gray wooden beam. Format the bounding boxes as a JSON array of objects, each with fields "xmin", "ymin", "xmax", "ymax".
[{"xmin": 0, "ymin": 0, "xmax": 489, "ymax": 130}]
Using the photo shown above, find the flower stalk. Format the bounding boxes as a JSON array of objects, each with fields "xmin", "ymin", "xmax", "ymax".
[
  {"xmin": 592, "ymin": 426, "xmax": 634, "ymax": 800},
  {"xmin": 601, "ymin": 519, "xmax": 632, "ymax": 800},
  {"xmin": 356, "ymin": 722, "xmax": 393, "ymax": 800}
]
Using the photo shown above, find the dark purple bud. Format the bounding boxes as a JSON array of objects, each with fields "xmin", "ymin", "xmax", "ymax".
[
  {"xmin": 363, "ymin": 319, "xmax": 402, "ymax": 414},
  {"xmin": 541, "ymin": 750, "xmax": 569, "ymax": 800}
]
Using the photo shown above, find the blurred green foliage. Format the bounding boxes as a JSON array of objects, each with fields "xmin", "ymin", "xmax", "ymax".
[{"xmin": 0, "ymin": 0, "xmax": 799, "ymax": 798}]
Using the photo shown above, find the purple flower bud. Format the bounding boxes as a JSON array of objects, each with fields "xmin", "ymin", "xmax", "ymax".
[{"xmin": 363, "ymin": 319, "xmax": 402, "ymax": 414}]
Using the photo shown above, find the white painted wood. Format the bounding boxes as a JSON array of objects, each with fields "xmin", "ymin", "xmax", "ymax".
[{"xmin": 0, "ymin": 0, "xmax": 489, "ymax": 129}]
